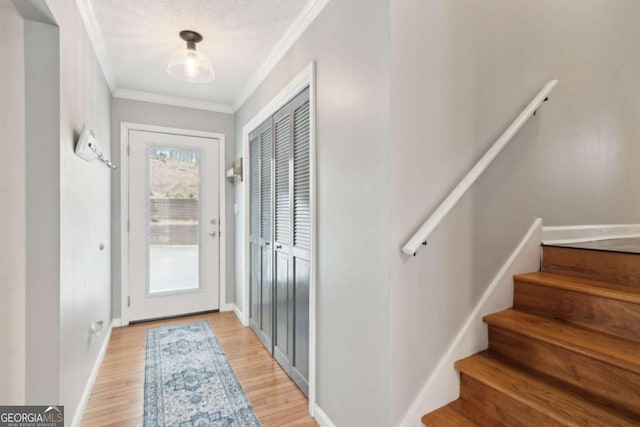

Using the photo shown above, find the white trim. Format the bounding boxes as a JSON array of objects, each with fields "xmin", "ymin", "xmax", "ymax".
[
  {"xmin": 76, "ymin": 0, "xmax": 329, "ymax": 113},
  {"xmin": 70, "ymin": 319, "xmax": 115, "ymax": 427},
  {"xmin": 220, "ymin": 303, "xmax": 235, "ymax": 312},
  {"xmin": 314, "ymin": 405, "xmax": 337, "ymax": 427},
  {"xmin": 232, "ymin": 0, "xmax": 330, "ymax": 111},
  {"xmin": 75, "ymin": 0, "xmax": 117, "ymax": 93},
  {"xmin": 542, "ymin": 224, "xmax": 640, "ymax": 245},
  {"xmin": 308, "ymin": 63, "xmax": 318, "ymax": 418},
  {"xmin": 398, "ymin": 218, "xmax": 543, "ymax": 427},
  {"xmin": 111, "ymin": 318, "xmax": 122, "ymax": 328},
  {"xmin": 241, "ymin": 62, "xmax": 317, "ymax": 415},
  {"xmin": 114, "ymin": 88, "xmax": 234, "ymax": 114},
  {"xmin": 219, "ymin": 134, "xmax": 227, "ymax": 311},
  {"xmin": 120, "ymin": 122, "xmax": 226, "ymax": 325},
  {"xmin": 232, "ymin": 304, "xmax": 247, "ymax": 326}
]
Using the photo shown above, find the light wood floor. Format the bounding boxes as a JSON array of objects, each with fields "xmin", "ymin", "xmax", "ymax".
[{"xmin": 81, "ymin": 311, "xmax": 317, "ymax": 427}]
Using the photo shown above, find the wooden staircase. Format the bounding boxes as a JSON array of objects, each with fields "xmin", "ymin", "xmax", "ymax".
[{"xmin": 421, "ymin": 244, "xmax": 640, "ymax": 426}]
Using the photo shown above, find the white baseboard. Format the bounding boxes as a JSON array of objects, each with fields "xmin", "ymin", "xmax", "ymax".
[
  {"xmin": 70, "ymin": 319, "xmax": 115, "ymax": 427},
  {"xmin": 111, "ymin": 317, "xmax": 122, "ymax": 327},
  {"xmin": 220, "ymin": 303, "xmax": 235, "ymax": 313},
  {"xmin": 398, "ymin": 218, "xmax": 543, "ymax": 427},
  {"xmin": 314, "ymin": 404, "xmax": 337, "ymax": 427},
  {"xmin": 542, "ymin": 224, "xmax": 640, "ymax": 245},
  {"xmin": 232, "ymin": 304, "xmax": 249, "ymax": 326}
]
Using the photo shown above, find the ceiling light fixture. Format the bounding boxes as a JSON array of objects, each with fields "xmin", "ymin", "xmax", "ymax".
[{"xmin": 167, "ymin": 30, "xmax": 215, "ymax": 83}]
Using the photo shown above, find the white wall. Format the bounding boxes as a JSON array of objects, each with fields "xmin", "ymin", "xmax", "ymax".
[
  {"xmin": 234, "ymin": 0, "xmax": 391, "ymax": 425},
  {"xmin": 44, "ymin": 0, "xmax": 112, "ymax": 421},
  {"xmin": 389, "ymin": 0, "xmax": 640, "ymax": 424},
  {"xmin": 0, "ymin": 0, "xmax": 26, "ymax": 404},
  {"xmin": 110, "ymin": 98, "xmax": 236, "ymax": 318}
]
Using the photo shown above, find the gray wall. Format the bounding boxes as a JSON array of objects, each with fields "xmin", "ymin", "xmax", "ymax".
[
  {"xmin": 45, "ymin": 0, "xmax": 113, "ymax": 422},
  {"xmin": 389, "ymin": 0, "xmax": 640, "ymax": 423},
  {"xmin": 110, "ymin": 98, "xmax": 235, "ymax": 318},
  {"xmin": 0, "ymin": 0, "xmax": 26, "ymax": 404},
  {"xmin": 24, "ymin": 17, "xmax": 60, "ymax": 405},
  {"xmin": 234, "ymin": 0, "xmax": 391, "ymax": 425}
]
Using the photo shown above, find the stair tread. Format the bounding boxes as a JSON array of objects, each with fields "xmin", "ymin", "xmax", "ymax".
[
  {"xmin": 515, "ymin": 271, "xmax": 640, "ymax": 303},
  {"xmin": 421, "ymin": 401, "xmax": 478, "ymax": 427},
  {"xmin": 484, "ymin": 309, "xmax": 640, "ymax": 374},
  {"xmin": 455, "ymin": 352, "xmax": 638, "ymax": 426}
]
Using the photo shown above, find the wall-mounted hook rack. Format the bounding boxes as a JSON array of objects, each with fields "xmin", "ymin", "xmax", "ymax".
[{"xmin": 75, "ymin": 126, "xmax": 118, "ymax": 170}]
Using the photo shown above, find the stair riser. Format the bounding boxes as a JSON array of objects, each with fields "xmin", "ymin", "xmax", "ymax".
[
  {"xmin": 542, "ymin": 246, "xmax": 640, "ymax": 286},
  {"xmin": 458, "ymin": 374, "xmax": 566, "ymax": 427},
  {"xmin": 514, "ymin": 281, "xmax": 640, "ymax": 342},
  {"xmin": 489, "ymin": 325, "xmax": 640, "ymax": 416}
]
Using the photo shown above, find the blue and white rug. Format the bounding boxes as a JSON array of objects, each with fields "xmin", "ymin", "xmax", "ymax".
[{"xmin": 144, "ymin": 320, "xmax": 261, "ymax": 427}]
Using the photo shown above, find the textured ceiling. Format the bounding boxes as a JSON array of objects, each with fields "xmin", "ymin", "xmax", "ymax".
[{"xmin": 88, "ymin": 0, "xmax": 314, "ymax": 107}]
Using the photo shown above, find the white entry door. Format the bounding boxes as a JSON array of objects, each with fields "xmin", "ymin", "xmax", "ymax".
[{"xmin": 128, "ymin": 130, "xmax": 220, "ymax": 322}]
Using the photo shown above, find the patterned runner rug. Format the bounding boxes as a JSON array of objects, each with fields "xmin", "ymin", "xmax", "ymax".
[{"xmin": 144, "ymin": 320, "xmax": 261, "ymax": 426}]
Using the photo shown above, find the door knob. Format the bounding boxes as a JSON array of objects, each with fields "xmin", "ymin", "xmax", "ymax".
[
  {"xmin": 208, "ymin": 232, "xmax": 217, "ymax": 237},
  {"xmin": 275, "ymin": 244, "xmax": 282, "ymax": 249}
]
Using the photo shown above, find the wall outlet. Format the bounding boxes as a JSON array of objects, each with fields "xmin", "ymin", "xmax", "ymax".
[{"xmin": 89, "ymin": 320, "xmax": 105, "ymax": 338}]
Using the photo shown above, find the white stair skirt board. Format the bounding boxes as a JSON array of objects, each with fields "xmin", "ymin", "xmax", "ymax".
[
  {"xmin": 542, "ymin": 224, "xmax": 640, "ymax": 245},
  {"xmin": 314, "ymin": 404, "xmax": 337, "ymax": 427},
  {"xmin": 398, "ymin": 218, "xmax": 543, "ymax": 427},
  {"xmin": 71, "ymin": 319, "xmax": 116, "ymax": 427}
]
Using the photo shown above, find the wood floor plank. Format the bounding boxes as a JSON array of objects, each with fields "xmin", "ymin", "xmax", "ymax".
[{"xmin": 81, "ymin": 311, "xmax": 316, "ymax": 427}]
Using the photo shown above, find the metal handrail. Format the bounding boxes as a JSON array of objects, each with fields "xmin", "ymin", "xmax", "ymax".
[{"xmin": 402, "ymin": 80, "xmax": 559, "ymax": 256}]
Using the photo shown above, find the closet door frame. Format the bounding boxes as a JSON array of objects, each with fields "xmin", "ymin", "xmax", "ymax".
[{"xmin": 241, "ymin": 62, "xmax": 317, "ymax": 416}]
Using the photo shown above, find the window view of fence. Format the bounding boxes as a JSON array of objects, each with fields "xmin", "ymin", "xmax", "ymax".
[{"xmin": 148, "ymin": 148, "xmax": 201, "ymax": 293}]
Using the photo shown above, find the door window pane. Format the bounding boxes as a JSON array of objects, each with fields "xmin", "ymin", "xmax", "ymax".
[{"xmin": 148, "ymin": 148, "xmax": 201, "ymax": 293}]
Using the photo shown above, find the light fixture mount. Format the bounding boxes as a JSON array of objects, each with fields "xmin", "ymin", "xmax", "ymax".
[{"xmin": 179, "ymin": 30, "xmax": 203, "ymax": 50}]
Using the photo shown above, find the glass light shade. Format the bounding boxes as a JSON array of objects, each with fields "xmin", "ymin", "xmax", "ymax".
[{"xmin": 167, "ymin": 48, "xmax": 215, "ymax": 83}]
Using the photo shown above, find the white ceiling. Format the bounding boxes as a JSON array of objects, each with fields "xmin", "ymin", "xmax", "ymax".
[{"xmin": 83, "ymin": 0, "xmax": 320, "ymax": 111}]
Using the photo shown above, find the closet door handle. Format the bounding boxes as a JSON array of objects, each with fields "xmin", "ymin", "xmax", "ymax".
[{"xmin": 275, "ymin": 244, "xmax": 282, "ymax": 249}]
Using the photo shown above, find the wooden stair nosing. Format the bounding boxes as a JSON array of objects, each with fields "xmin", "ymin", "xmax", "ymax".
[
  {"xmin": 514, "ymin": 271, "xmax": 640, "ymax": 304},
  {"xmin": 514, "ymin": 276, "xmax": 640, "ymax": 343},
  {"xmin": 489, "ymin": 324, "xmax": 640, "ymax": 417},
  {"xmin": 455, "ymin": 352, "xmax": 638, "ymax": 427},
  {"xmin": 483, "ymin": 309, "xmax": 640, "ymax": 374},
  {"xmin": 420, "ymin": 401, "xmax": 478, "ymax": 427}
]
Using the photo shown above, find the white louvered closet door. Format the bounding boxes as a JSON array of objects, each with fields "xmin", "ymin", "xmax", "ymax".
[{"xmin": 248, "ymin": 87, "xmax": 311, "ymax": 397}]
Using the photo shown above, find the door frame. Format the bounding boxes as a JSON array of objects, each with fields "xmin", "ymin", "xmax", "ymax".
[
  {"xmin": 119, "ymin": 122, "xmax": 226, "ymax": 326},
  {"xmin": 241, "ymin": 62, "xmax": 317, "ymax": 416}
]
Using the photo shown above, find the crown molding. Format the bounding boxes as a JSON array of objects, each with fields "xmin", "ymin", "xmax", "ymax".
[
  {"xmin": 113, "ymin": 88, "xmax": 234, "ymax": 114},
  {"xmin": 231, "ymin": 0, "xmax": 331, "ymax": 112},
  {"xmin": 75, "ymin": 0, "xmax": 117, "ymax": 93},
  {"xmin": 76, "ymin": 0, "xmax": 329, "ymax": 112}
]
